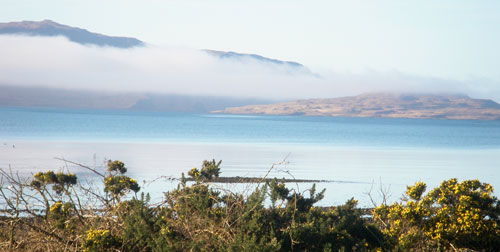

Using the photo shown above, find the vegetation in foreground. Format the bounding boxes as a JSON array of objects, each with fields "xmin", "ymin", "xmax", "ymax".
[{"xmin": 0, "ymin": 159, "xmax": 499, "ymax": 251}]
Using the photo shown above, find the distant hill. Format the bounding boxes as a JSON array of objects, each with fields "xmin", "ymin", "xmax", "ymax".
[
  {"xmin": 213, "ymin": 93, "xmax": 500, "ymax": 120},
  {"xmin": 0, "ymin": 20, "xmax": 144, "ymax": 48}
]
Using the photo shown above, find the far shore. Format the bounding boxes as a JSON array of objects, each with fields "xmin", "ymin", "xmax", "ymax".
[{"xmin": 185, "ymin": 176, "xmax": 368, "ymax": 184}]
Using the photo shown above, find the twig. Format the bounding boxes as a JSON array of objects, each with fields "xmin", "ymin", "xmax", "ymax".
[{"xmin": 54, "ymin": 157, "xmax": 105, "ymax": 178}]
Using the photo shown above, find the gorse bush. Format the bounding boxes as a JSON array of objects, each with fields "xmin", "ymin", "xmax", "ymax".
[
  {"xmin": 188, "ymin": 159, "xmax": 222, "ymax": 181},
  {"xmin": 373, "ymin": 179, "xmax": 500, "ymax": 251},
  {"xmin": 155, "ymin": 172, "xmax": 383, "ymax": 251},
  {"xmin": 31, "ymin": 170, "xmax": 77, "ymax": 195},
  {"xmin": 104, "ymin": 160, "xmax": 140, "ymax": 200},
  {"xmin": 83, "ymin": 228, "xmax": 122, "ymax": 252},
  {"xmin": 0, "ymin": 159, "xmax": 499, "ymax": 251}
]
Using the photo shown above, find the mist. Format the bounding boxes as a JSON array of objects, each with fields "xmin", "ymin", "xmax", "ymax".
[{"xmin": 1, "ymin": 35, "xmax": 499, "ymax": 102}]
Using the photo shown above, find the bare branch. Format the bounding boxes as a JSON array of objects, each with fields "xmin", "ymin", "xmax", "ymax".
[{"xmin": 54, "ymin": 157, "xmax": 105, "ymax": 178}]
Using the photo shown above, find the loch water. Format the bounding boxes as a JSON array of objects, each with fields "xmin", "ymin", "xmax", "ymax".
[{"xmin": 1, "ymin": 107, "xmax": 499, "ymax": 207}]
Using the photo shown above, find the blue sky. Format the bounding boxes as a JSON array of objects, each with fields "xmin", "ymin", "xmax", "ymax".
[{"xmin": 1, "ymin": 0, "xmax": 500, "ymax": 99}]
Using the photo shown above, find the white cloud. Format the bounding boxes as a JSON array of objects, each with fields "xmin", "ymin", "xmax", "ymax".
[{"xmin": 1, "ymin": 34, "xmax": 500, "ymax": 102}]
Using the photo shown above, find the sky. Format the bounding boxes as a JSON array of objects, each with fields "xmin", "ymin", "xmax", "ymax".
[{"xmin": 1, "ymin": 0, "xmax": 500, "ymax": 100}]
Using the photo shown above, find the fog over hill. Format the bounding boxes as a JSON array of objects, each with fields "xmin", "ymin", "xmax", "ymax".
[
  {"xmin": 0, "ymin": 20, "xmax": 309, "ymax": 111},
  {"xmin": 1, "ymin": 20, "xmax": 500, "ymax": 113},
  {"xmin": 0, "ymin": 20, "xmax": 309, "ymax": 71}
]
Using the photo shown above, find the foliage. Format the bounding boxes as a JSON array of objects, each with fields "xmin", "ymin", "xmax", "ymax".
[
  {"xmin": 200, "ymin": 159, "xmax": 222, "ymax": 179},
  {"xmin": 107, "ymin": 160, "xmax": 127, "ymax": 174},
  {"xmin": 83, "ymin": 228, "xmax": 122, "ymax": 252},
  {"xmin": 115, "ymin": 194, "xmax": 164, "ymax": 251},
  {"xmin": 1, "ymin": 159, "xmax": 499, "ymax": 251},
  {"xmin": 104, "ymin": 175, "xmax": 140, "ymax": 196},
  {"xmin": 0, "ymin": 159, "xmax": 141, "ymax": 250},
  {"xmin": 187, "ymin": 159, "xmax": 222, "ymax": 181},
  {"xmin": 31, "ymin": 170, "xmax": 77, "ymax": 195},
  {"xmin": 144, "ymin": 174, "xmax": 383, "ymax": 251},
  {"xmin": 265, "ymin": 179, "xmax": 383, "ymax": 251},
  {"xmin": 188, "ymin": 167, "xmax": 201, "ymax": 179},
  {"xmin": 373, "ymin": 179, "xmax": 500, "ymax": 251},
  {"xmin": 48, "ymin": 201, "xmax": 75, "ymax": 229},
  {"xmin": 104, "ymin": 160, "xmax": 140, "ymax": 200}
]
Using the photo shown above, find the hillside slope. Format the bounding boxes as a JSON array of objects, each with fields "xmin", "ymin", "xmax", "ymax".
[{"xmin": 213, "ymin": 93, "xmax": 500, "ymax": 120}]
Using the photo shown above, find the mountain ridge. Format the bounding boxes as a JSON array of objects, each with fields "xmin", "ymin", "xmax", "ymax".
[
  {"xmin": 0, "ymin": 20, "xmax": 144, "ymax": 48},
  {"xmin": 204, "ymin": 50, "xmax": 303, "ymax": 68},
  {"xmin": 0, "ymin": 20, "xmax": 306, "ymax": 69}
]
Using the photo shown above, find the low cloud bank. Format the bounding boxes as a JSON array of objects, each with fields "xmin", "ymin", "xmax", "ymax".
[{"xmin": 1, "ymin": 35, "xmax": 499, "ymax": 102}]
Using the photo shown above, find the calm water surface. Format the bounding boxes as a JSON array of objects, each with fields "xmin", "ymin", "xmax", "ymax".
[{"xmin": 1, "ymin": 107, "xmax": 499, "ymax": 207}]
